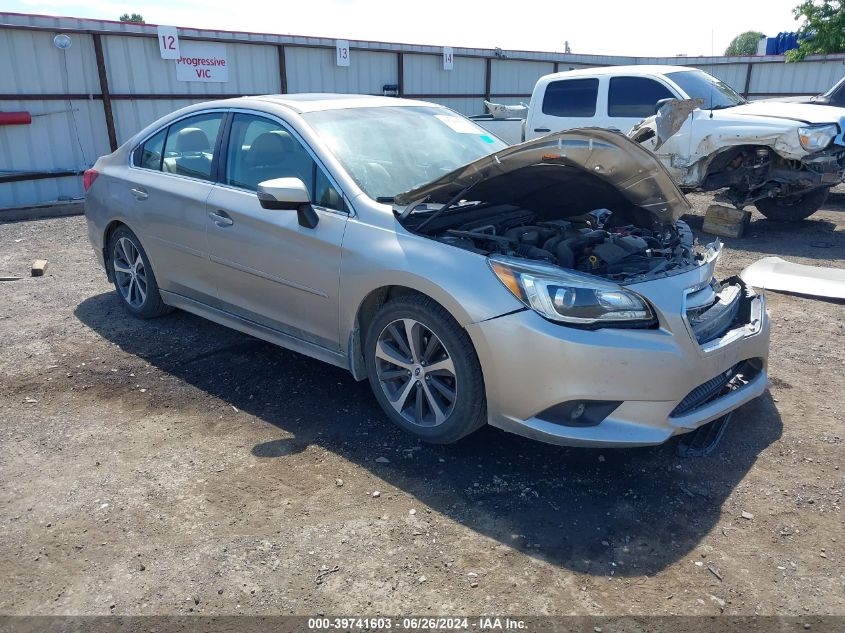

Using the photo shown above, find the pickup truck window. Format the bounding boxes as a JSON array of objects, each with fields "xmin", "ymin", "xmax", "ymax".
[
  {"xmin": 608, "ymin": 77, "xmax": 675, "ymax": 118},
  {"xmin": 541, "ymin": 78, "xmax": 599, "ymax": 117},
  {"xmin": 665, "ymin": 70, "xmax": 745, "ymax": 110}
]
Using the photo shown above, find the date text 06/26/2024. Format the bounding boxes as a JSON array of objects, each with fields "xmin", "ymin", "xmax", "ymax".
[{"xmin": 307, "ymin": 617, "xmax": 528, "ymax": 630}]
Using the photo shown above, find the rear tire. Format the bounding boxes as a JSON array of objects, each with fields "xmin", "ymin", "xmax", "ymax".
[
  {"xmin": 754, "ymin": 187, "xmax": 829, "ymax": 221},
  {"xmin": 107, "ymin": 226, "xmax": 173, "ymax": 319},
  {"xmin": 364, "ymin": 295, "xmax": 487, "ymax": 444}
]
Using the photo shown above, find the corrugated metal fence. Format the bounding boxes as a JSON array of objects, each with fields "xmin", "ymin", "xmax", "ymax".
[{"xmin": 2, "ymin": 12, "xmax": 845, "ymax": 208}]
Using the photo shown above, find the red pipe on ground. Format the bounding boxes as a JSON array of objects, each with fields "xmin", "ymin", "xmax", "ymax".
[{"xmin": 0, "ymin": 111, "xmax": 33, "ymax": 125}]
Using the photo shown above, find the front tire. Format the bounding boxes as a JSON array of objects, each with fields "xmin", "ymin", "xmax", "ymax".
[
  {"xmin": 108, "ymin": 226, "xmax": 172, "ymax": 318},
  {"xmin": 364, "ymin": 295, "xmax": 487, "ymax": 444},
  {"xmin": 754, "ymin": 187, "xmax": 829, "ymax": 221}
]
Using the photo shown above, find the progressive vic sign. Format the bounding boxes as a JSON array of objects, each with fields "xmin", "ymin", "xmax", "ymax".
[{"xmin": 175, "ymin": 42, "xmax": 229, "ymax": 83}]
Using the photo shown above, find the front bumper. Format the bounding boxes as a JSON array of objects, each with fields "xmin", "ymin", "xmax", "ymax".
[
  {"xmin": 467, "ymin": 268, "xmax": 771, "ymax": 448},
  {"xmin": 799, "ymin": 149, "xmax": 845, "ymax": 186}
]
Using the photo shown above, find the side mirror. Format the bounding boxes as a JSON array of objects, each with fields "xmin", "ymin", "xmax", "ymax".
[
  {"xmin": 654, "ymin": 98, "xmax": 675, "ymax": 114},
  {"xmin": 257, "ymin": 177, "xmax": 319, "ymax": 228}
]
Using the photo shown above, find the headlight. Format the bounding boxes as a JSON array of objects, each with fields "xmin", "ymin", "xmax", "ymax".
[
  {"xmin": 798, "ymin": 124, "xmax": 838, "ymax": 152},
  {"xmin": 489, "ymin": 256, "xmax": 655, "ymax": 327}
]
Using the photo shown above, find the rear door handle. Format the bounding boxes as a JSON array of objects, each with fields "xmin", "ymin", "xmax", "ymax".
[
  {"xmin": 130, "ymin": 187, "xmax": 148, "ymax": 201},
  {"xmin": 208, "ymin": 210, "xmax": 233, "ymax": 227}
]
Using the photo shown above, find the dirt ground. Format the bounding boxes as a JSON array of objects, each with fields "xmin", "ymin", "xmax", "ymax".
[{"xmin": 0, "ymin": 194, "xmax": 842, "ymax": 617}]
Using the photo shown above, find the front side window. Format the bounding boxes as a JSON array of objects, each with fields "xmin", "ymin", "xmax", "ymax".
[
  {"xmin": 160, "ymin": 112, "xmax": 224, "ymax": 181},
  {"xmin": 225, "ymin": 113, "xmax": 343, "ymax": 211},
  {"xmin": 608, "ymin": 77, "xmax": 675, "ymax": 118},
  {"xmin": 132, "ymin": 127, "xmax": 167, "ymax": 171},
  {"xmin": 541, "ymin": 78, "xmax": 599, "ymax": 117}
]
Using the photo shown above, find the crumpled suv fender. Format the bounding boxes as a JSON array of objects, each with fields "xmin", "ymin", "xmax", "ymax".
[{"xmin": 628, "ymin": 99, "xmax": 845, "ymax": 219}]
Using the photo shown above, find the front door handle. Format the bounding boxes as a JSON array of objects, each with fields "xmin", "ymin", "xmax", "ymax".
[
  {"xmin": 130, "ymin": 187, "xmax": 148, "ymax": 201},
  {"xmin": 208, "ymin": 210, "xmax": 234, "ymax": 227},
  {"xmin": 534, "ymin": 127, "xmax": 551, "ymax": 133}
]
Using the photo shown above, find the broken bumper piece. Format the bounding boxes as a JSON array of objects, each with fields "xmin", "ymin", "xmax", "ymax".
[{"xmin": 741, "ymin": 256, "xmax": 845, "ymax": 300}]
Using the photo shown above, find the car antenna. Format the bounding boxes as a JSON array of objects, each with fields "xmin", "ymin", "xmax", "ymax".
[{"xmin": 709, "ymin": 29, "xmax": 715, "ymax": 119}]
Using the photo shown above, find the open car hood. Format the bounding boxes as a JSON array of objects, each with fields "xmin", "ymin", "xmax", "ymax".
[{"xmin": 394, "ymin": 128, "xmax": 691, "ymax": 225}]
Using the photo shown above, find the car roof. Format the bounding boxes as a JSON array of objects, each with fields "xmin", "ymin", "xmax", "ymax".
[
  {"xmin": 543, "ymin": 64, "xmax": 696, "ymax": 80},
  {"xmin": 231, "ymin": 93, "xmax": 441, "ymax": 114}
]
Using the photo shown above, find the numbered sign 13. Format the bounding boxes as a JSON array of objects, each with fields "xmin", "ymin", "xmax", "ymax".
[{"xmin": 336, "ymin": 40, "xmax": 350, "ymax": 67}]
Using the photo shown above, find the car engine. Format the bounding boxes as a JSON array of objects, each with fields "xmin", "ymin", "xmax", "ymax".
[{"xmin": 434, "ymin": 208, "xmax": 698, "ymax": 282}]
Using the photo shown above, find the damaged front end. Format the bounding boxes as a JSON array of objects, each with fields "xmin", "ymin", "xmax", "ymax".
[
  {"xmin": 700, "ymin": 144, "xmax": 845, "ymax": 208},
  {"xmin": 391, "ymin": 129, "xmax": 769, "ymax": 446},
  {"xmin": 395, "ymin": 129, "xmax": 716, "ymax": 285},
  {"xmin": 394, "ymin": 129, "xmax": 742, "ymax": 329},
  {"xmin": 630, "ymin": 99, "xmax": 845, "ymax": 209}
]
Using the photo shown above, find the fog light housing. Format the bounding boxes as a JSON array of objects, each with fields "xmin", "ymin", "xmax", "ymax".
[{"xmin": 536, "ymin": 400, "xmax": 622, "ymax": 428}]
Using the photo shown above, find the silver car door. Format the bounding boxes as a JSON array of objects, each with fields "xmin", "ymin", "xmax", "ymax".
[
  {"xmin": 127, "ymin": 111, "xmax": 225, "ymax": 306},
  {"xmin": 205, "ymin": 112, "xmax": 348, "ymax": 350}
]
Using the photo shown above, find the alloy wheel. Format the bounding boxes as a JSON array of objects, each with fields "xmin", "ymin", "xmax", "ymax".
[
  {"xmin": 374, "ymin": 318, "xmax": 457, "ymax": 428},
  {"xmin": 112, "ymin": 236, "xmax": 148, "ymax": 308}
]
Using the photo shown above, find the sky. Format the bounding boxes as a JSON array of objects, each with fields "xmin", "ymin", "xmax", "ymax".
[{"xmin": 3, "ymin": 0, "xmax": 805, "ymax": 57}]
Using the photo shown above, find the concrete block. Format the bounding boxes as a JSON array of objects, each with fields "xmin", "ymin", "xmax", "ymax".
[
  {"xmin": 703, "ymin": 204, "xmax": 751, "ymax": 238},
  {"xmin": 31, "ymin": 259, "xmax": 48, "ymax": 277}
]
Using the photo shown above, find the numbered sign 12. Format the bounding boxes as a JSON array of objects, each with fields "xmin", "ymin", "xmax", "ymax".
[
  {"xmin": 443, "ymin": 47, "xmax": 454, "ymax": 71},
  {"xmin": 336, "ymin": 40, "xmax": 350, "ymax": 67},
  {"xmin": 157, "ymin": 25, "xmax": 180, "ymax": 60}
]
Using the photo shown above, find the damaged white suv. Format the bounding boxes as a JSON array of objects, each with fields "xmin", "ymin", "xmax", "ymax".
[{"xmin": 479, "ymin": 65, "xmax": 845, "ymax": 221}]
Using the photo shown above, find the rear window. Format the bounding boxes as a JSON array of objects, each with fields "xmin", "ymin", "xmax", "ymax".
[
  {"xmin": 608, "ymin": 77, "xmax": 675, "ymax": 118},
  {"xmin": 542, "ymin": 78, "xmax": 599, "ymax": 117}
]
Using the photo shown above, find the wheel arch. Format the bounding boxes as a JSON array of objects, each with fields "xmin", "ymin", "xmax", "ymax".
[
  {"xmin": 700, "ymin": 144, "xmax": 768, "ymax": 181},
  {"xmin": 102, "ymin": 219, "xmax": 129, "ymax": 282},
  {"xmin": 102, "ymin": 219, "xmax": 157, "ymax": 283},
  {"xmin": 347, "ymin": 285, "xmax": 467, "ymax": 381}
]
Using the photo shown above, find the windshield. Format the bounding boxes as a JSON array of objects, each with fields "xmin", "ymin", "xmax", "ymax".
[
  {"xmin": 302, "ymin": 106, "xmax": 507, "ymax": 201},
  {"xmin": 821, "ymin": 75, "xmax": 845, "ymax": 99},
  {"xmin": 666, "ymin": 70, "xmax": 746, "ymax": 110}
]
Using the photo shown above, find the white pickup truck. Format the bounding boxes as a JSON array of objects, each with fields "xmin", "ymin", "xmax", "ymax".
[{"xmin": 473, "ymin": 65, "xmax": 845, "ymax": 220}]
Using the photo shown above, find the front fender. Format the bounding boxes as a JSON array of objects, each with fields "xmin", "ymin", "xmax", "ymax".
[
  {"xmin": 654, "ymin": 112, "xmax": 811, "ymax": 188},
  {"xmin": 338, "ymin": 217, "xmax": 523, "ymax": 341}
]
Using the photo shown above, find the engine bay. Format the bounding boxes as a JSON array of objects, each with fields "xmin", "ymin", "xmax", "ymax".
[{"xmin": 426, "ymin": 206, "xmax": 700, "ymax": 283}]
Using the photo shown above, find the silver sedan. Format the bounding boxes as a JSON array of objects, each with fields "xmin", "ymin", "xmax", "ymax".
[{"xmin": 83, "ymin": 94, "xmax": 770, "ymax": 447}]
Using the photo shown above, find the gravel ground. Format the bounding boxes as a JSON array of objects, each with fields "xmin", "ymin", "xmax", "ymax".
[{"xmin": 0, "ymin": 195, "xmax": 842, "ymax": 616}]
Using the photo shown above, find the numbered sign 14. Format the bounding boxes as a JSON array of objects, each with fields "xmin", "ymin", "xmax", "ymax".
[
  {"xmin": 157, "ymin": 25, "xmax": 180, "ymax": 60},
  {"xmin": 336, "ymin": 40, "xmax": 350, "ymax": 67},
  {"xmin": 443, "ymin": 47, "xmax": 454, "ymax": 71}
]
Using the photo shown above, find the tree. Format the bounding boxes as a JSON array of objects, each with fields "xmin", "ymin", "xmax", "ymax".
[
  {"xmin": 725, "ymin": 31, "xmax": 765, "ymax": 56},
  {"xmin": 787, "ymin": 0, "xmax": 845, "ymax": 61},
  {"xmin": 119, "ymin": 13, "xmax": 145, "ymax": 23}
]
